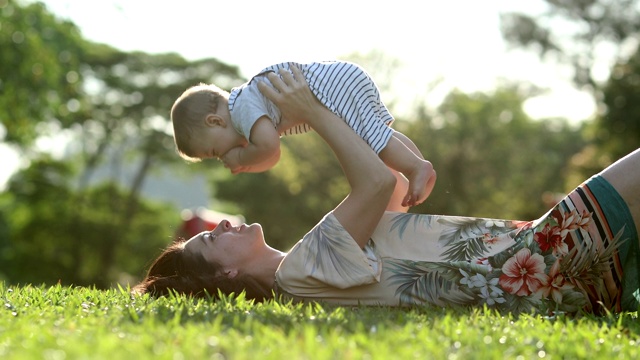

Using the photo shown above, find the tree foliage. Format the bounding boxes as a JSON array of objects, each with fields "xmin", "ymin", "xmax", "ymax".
[
  {"xmin": 500, "ymin": 0, "xmax": 640, "ymax": 180},
  {"xmin": 406, "ymin": 85, "xmax": 586, "ymax": 221},
  {"xmin": 0, "ymin": 0, "xmax": 85, "ymax": 145},
  {"xmin": 500, "ymin": 0, "xmax": 640, "ymax": 90},
  {"xmin": 0, "ymin": 156, "xmax": 178, "ymax": 287},
  {"xmin": 596, "ymin": 48, "xmax": 640, "ymax": 159},
  {"xmin": 0, "ymin": 1, "xmax": 246, "ymax": 287}
]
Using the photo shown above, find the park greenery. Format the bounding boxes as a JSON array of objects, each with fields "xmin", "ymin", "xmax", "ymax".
[
  {"xmin": 1, "ymin": 0, "xmax": 640, "ymax": 310},
  {"xmin": 1, "ymin": 283, "xmax": 639, "ymax": 359}
]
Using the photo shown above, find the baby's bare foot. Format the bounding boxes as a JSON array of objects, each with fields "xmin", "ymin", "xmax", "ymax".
[{"xmin": 402, "ymin": 160, "xmax": 434, "ymax": 207}]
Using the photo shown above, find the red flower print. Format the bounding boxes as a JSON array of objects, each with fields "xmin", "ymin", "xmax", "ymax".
[
  {"xmin": 482, "ymin": 233, "xmax": 499, "ymax": 245},
  {"xmin": 535, "ymin": 224, "xmax": 557, "ymax": 252},
  {"xmin": 534, "ymin": 224, "xmax": 569, "ymax": 257},
  {"xmin": 552, "ymin": 209, "xmax": 592, "ymax": 237},
  {"xmin": 499, "ymin": 248, "xmax": 546, "ymax": 296},
  {"xmin": 536, "ymin": 259, "xmax": 573, "ymax": 304}
]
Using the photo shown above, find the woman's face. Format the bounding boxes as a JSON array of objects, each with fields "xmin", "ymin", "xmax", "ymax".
[{"xmin": 183, "ymin": 220, "xmax": 265, "ymax": 276}]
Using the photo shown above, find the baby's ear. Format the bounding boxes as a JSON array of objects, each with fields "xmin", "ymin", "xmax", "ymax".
[{"xmin": 205, "ymin": 114, "xmax": 225, "ymax": 127}]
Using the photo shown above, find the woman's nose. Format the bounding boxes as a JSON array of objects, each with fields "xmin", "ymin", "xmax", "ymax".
[{"xmin": 219, "ymin": 220, "xmax": 231, "ymax": 230}]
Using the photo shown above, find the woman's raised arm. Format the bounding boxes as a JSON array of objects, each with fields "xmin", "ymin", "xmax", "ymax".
[{"xmin": 258, "ymin": 66, "xmax": 396, "ymax": 248}]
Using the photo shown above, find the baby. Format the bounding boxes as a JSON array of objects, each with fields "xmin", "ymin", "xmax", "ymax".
[{"xmin": 171, "ymin": 61, "xmax": 434, "ymax": 207}]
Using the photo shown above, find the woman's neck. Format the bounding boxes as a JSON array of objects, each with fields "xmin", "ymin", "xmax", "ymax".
[{"xmin": 252, "ymin": 248, "xmax": 287, "ymax": 290}]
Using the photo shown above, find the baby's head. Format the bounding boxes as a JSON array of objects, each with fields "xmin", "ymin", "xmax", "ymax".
[{"xmin": 171, "ymin": 83, "xmax": 229, "ymax": 162}]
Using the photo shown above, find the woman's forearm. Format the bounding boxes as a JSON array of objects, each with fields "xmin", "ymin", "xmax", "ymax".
[{"xmin": 309, "ymin": 106, "xmax": 394, "ymax": 194}]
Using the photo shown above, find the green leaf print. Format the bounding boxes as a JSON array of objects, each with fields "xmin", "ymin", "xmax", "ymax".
[
  {"xmin": 441, "ymin": 236, "xmax": 490, "ymax": 262},
  {"xmin": 437, "ymin": 217, "xmax": 491, "ymax": 247},
  {"xmin": 559, "ymin": 227, "xmax": 626, "ymax": 290},
  {"xmin": 497, "ymin": 293, "xmax": 541, "ymax": 314},
  {"xmin": 436, "ymin": 217, "xmax": 520, "ymax": 262},
  {"xmin": 558, "ymin": 288, "xmax": 588, "ymax": 312},
  {"xmin": 389, "ymin": 213, "xmax": 435, "ymax": 239},
  {"xmin": 386, "ymin": 259, "xmax": 474, "ymax": 306}
]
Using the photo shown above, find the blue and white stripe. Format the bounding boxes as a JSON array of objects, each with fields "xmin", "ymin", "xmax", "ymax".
[{"xmin": 251, "ymin": 61, "xmax": 395, "ymax": 154}]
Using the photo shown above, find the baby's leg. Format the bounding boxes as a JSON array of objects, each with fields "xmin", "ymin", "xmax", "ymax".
[
  {"xmin": 386, "ymin": 169, "xmax": 410, "ymax": 213},
  {"xmin": 391, "ymin": 131, "xmax": 424, "ymax": 160},
  {"xmin": 379, "ymin": 134, "xmax": 435, "ymax": 207}
]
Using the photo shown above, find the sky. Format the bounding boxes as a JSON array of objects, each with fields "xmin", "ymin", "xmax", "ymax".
[{"xmin": 2, "ymin": 0, "xmax": 600, "ymax": 188}]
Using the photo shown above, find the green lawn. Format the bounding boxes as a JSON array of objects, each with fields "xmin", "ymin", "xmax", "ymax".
[{"xmin": 1, "ymin": 282, "xmax": 639, "ymax": 359}]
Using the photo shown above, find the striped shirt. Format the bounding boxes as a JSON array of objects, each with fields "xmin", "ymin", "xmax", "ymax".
[{"xmin": 228, "ymin": 61, "xmax": 395, "ymax": 154}]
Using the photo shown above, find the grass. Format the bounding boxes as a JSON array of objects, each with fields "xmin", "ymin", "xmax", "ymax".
[{"xmin": 1, "ymin": 282, "xmax": 639, "ymax": 359}]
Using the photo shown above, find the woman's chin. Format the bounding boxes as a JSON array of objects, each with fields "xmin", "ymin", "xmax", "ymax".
[{"xmin": 248, "ymin": 223, "xmax": 266, "ymax": 243}]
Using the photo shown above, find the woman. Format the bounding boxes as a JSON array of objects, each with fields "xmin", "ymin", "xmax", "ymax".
[{"xmin": 134, "ymin": 66, "xmax": 640, "ymax": 315}]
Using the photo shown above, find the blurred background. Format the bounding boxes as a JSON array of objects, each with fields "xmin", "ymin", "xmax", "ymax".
[{"xmin": 1, "ymin": 0, "xmax": 638, "ymax": 288}]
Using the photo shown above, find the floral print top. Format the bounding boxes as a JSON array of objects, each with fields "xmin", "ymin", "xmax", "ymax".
[{"xmin": 275, "ymin": 176, "xmax": 639, "ymax": 315}]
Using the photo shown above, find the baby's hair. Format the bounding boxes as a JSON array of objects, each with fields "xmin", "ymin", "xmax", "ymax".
[{"xmin": 171, "ymin": 83, "xmax": 229, "ymax": 162}]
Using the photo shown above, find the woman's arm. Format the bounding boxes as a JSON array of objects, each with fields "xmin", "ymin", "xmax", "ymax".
[{"xmin": 258, "ymin": 66, "xmax": 396, "ymax": 248}]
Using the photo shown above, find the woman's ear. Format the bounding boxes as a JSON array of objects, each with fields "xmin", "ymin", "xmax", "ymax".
[{"xmin": 205, "ymin": 114, "xmax": 225, "ymax": 128}]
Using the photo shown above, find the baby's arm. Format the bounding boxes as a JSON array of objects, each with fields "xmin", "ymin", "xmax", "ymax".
[{"xmin": 222, "ymin": 116, "xmax": 281, "ymax": 174}]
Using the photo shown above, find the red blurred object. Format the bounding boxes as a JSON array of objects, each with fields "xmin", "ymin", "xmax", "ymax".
[{"xmin": 176, "ymin": 207, "xmax": 245, "ymax": 239}]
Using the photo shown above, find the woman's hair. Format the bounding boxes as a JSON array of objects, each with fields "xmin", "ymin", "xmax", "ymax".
[
  {"xmin": 170, "ymin": 83, "xmax": 229, "ymax": 162},
  {"xmin": 132, "ymin": 238, "xmax": 273, "ymax": 302}
]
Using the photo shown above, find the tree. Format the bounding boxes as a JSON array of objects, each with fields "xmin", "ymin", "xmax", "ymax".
[
  {"xmin": 0, "ymin": 156, "xmax": 178, "ymax": 287},
  {"xmin": 500, "ymin": 0, "xmax": 640, "ymax": 92},
  {"xmin": 66, "ymin": 46, "xmax": 243, "ymax": 271},
  {"xmin": 596, "ymin": 48, "xmax": 640, "ymax": 159},
  {"xmin": 0, "ymin": 0, "xmax": 86, "ymax": 145},
  {"xmin": 500, "ymin": 0, "xmax": 640, "ymax": 182},
  {"xmin": 405, "ymin": 84, "xmax": 586, "ymax": 221},
  {"xmin": 0, "ymin": 0, "xmax": 247, "ymax": 286}
]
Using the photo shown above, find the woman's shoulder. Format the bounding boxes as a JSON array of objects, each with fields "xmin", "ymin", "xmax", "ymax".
[
  {"xmin": 280, "ymin": 212, "xmax": 350, "ymax": 259},
  {"xmin": 276, "ymin": 212, "xmax": 381, "ymax": 290}
]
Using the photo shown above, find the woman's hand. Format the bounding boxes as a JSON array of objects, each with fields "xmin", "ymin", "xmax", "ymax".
[{"xmin": 257, "ymin": 65, "xmax": 321, "ymax": 126}]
